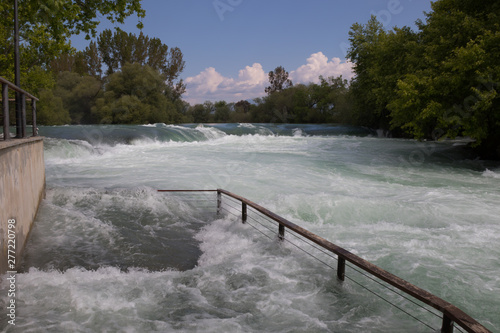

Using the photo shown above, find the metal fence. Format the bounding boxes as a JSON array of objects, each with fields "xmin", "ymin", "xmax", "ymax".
[
  {"xmin": 158, "ymin": 189, "xmax": 491, "ymax": 333},
  {"xmin": 1, "ymin": 76, "xmax": 39, "ymax": 140}
]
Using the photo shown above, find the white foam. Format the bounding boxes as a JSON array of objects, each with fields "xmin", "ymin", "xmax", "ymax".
[
  {"xmin": 19, "ymin": 126, "xmax": 500, "ymax": 332},
  {"xmin": 195, "ymin": 124, "xmax": 227, "ymax": 140},
  {"xmin": 483, "ymin": 168, "xmax": 500, "ymax": 179},
  {"xmin": 292, "ymin": 128, "xmax": 305, "ymax": 137},
  {"xmin": 238, "ymin": 123, "xmax": 256, "ymax": 128}
]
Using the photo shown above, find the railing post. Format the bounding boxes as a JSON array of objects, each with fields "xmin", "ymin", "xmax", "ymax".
[
  {"xmin": 32, "ymin": 99, "xmax": 37, "ymax": 136},
  {"xmin": 21, "ymin": 93, "xmax": 26, "ymax": 138},
  {"xmin": 14, "ymin": 0, "xmax": 21, "ymax": 139},
  {"xmin": 337, "ymin": 257, "xmax": 346, "ymax": 281},
  {"xmin": 441, "ymin": 314, "xmax": 454, "ymax": 333},
  {"xmin": 278, "ymin": 224, "xmax": 285, "ymax": 240},
  {"xmin": 2, "ymin": 83, "xmax": 9, "ymax": 140},
  {"xmin": 217, "ymin": 190, "xmax": 222, "ymax": 216},
  {"xmin": 242, "ymin": 202, "xmax": 247, "ymax": 223},
  {"xmin": 15, "ymin": 92, "xmax": 22, "ymax": 138}
]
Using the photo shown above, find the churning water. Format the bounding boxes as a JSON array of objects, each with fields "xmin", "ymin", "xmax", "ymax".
[{"xmin": 1, "ymin": 123, "xmax": 499, "ymax": 332}]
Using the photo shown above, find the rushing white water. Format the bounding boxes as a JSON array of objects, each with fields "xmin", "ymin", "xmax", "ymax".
[{"xmin": 1, "ymin": 123, "xmax": 499, "ymax": 332}]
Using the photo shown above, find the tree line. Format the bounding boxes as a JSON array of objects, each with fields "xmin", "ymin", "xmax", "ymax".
[
  {"xmin": 188, "ymin": 72, "xmax": 352, "ymax": 125},
  {"xmin": 1, "ymin": 0, "xmax": 498, "ymax": 157},
  {"xmin": 37, "ymin": 28, "xmax": 188, "ymax": 125}
]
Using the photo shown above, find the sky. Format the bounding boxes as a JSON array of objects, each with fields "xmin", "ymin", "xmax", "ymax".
[{"xmin": 71, "ymin": 0, "xmax": 434, "ymax": 105}]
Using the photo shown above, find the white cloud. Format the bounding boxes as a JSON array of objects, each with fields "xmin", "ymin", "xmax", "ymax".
[
  {"xmin": 184, "ymin": 63, "xmax": 267, "ymax": 104},
  {"xmin": 184, "ymin": 53, "xmax": 353, "ymax": 105},
  {"xmin": 290, "ymin": 52, "xmax": 354, "ymax": 84},
  {"xmin": 185, "ymin": 67, "xmax": 229, "ymax": 94},
  {"xmin": 237, "ymin": 63, "xmax": 267, "ymax": 87}
]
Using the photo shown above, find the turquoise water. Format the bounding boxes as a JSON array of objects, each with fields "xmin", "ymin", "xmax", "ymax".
[{"xmin": 1, "ymin": 123, "xmax": 499, "ymax": 332}]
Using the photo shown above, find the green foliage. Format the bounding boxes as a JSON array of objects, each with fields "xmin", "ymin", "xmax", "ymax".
[
  {"xmin": 251, "ymin": 76, "xmax": 351, "ymax": 124},
  {"xmin": 0, "ymin": 0, "xmax": 145, "ymax": 91},
  {"xmin": 348, "ymin": 16, "xmax": 421, "ymax": 130},
  {"xmin": 348, "ymin": 0, "xmax": 500, "ymax": 157},
  {"xmin": 43, "ymin": 26, "xmax": 187, "ymax": 125},
  {"xmin": 0, "ymin": 1, "xmax": 193, "ymax": 126},
  {"xmin": 391, "ymin": 0, "xmax": 500, "ymax": 148},
  {"xmin": 214, "ymin": 101, "xmax": 231, "ymax": 122},
  {"xmin": 37, "ymin": 89, "xmax": 71, "ymax": 125},
  {"xmin": 53, "ymin": 71, "xmax": 102, "ymax": 123},
  {"xmin": 190, "ymin": 104, "xmax": 211, "ymax": 123},
  {"xmin": 230, "ymin": 100, "xmax": 253, "ymax": 122},
  {"xmin": 96, "ymin": 28, "xmax": 185, "ymax": 99},
  {"xmin": 185, "ymin": 75, "xmax": 349, "ymax": 124},
  {"xmin": 265, "ymin": 66, "xmax": 293, "ymax": 95},
  {"xmin": 92, "ymin": 63, "xmax": 178, "ymax": 124}
]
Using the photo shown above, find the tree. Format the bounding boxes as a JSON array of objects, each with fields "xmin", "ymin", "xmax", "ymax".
[
  {"xmin": 347, "ymin": 0, "xmax": 500, "ymax": 157},
  {"xmin": 235, "ymin": 100, "xmax": 251, "ymax": 113},
  {"xmin": 0, "ymin": 0, "xmax": 145, "ymax": 91},
  {"xmin": 265, "ymin": 66, "xmax": 293, "ymax": 95},
  {"xmin": 250, "ymin": 75, "xmax": 352, "ymax": 124},
  {"xmin": 97, "ymin": 28, "xmax": 186, "ymax": 99},
  {"xmin": 36, "ymin": 89, "xmax": 71, "ymax": 125},
  {"xmin": 387, "ymin": 0, "xmax": 500, "ymax": 154},
  {"xmin": 214, "ymin": 101, "xmax": 231, "ymax": 122},
  {"xmin": 83, "ymin": 41, "xmax": 103, "ymax": 79},
  {"xmin": 191, "ymin": 104, "xmax": 210, "ymax": 123},
  {"xmin": 91, "ymin": 63, "xmax": 178, "ymax": 124},
  {"xmin": 53, "ymin": 71, "xmax": 102, "ymax": 123},
  {"xmin": 347, "ymin": 16, "xmax": 391, "ymax": 129}
]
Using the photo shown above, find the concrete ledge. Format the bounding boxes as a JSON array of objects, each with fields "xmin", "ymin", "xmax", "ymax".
[{"xmin": 0, "ymin": 137, "xmax": 45, "ymax": 275}]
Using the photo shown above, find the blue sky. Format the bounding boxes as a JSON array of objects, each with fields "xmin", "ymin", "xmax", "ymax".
[{"xmin": 71, "ymin": 0, "xmax": 434, "ymax": 104}]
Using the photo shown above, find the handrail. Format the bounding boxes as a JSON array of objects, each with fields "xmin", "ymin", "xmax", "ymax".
[
  {"xmin": 1, "ymin": 76, "xmax": 39, "ymax": 140},
  {"xmin": 157, "ymin": 188, "xmax": 491, "ymax": 333}
]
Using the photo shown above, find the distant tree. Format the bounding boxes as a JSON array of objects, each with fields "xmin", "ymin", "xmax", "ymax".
[
  {"xmin": 251, "ymin": 75, "xmax": 352, "ymax": 124},
  {"xmin": 265, "ymin": 66, "xmax": 293, "ymax": 95},
  {"xmin": 235, "ymin": 100, "xmax": 251, "ymax": 113},
  {"xmin": 83, "ymin": 41, "xmax": 103, "ymax": 79},
  {"xmin": 37, "ymin": 89, "xmax": 71, "ymax": 125},
  {"xmin": 91, "ymin": 63, "xmax": 178, "ymax": 124},
  {"xmin": 191, "ymin": 104, "xmax": 210, "ymax": 123},
  {"xmin": 214, "ymin": 101, "xmax": 231, "ymax": 122},
  {"xmin": 314, "ymin": 76, "xmax": 351, "ymax": 123},
  {"xmin": 96, "ymin": 28, "xmax": 186, "ymax": 99},
  {"xmin": 203, "ymin": 101, "xmax": 216, "ymax": 118},
  {"xmin": 53, "ymin": 71, "xmax": 102, "ymax": 123}
]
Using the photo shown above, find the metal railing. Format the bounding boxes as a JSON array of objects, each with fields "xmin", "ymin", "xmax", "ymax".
[
  {"xmin": 158, "ymin": 189, "xmax": 491, "ymax": 333},
  {"xmin": 1, "ymin": 76, "xmax": 39, "ymax": 140}
]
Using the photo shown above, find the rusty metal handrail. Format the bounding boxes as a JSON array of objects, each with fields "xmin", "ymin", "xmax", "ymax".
[
  {"xmin": 158, "ymin": 188, "xmax": 491, "ymax": 333},
  {"xmin": 1, "ymin": 76, "xmax": 39, "ymax": 140}
]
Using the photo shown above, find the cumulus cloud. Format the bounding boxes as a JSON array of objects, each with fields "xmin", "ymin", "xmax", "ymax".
[
  {"xmin": 184, "ymin": 63, "xmax": 267, "ymax": 104},
  {"xmin": 290, "ymin": 52, "xmax": 354, "ymax": 84},
  {"xmin": 185, "ymin": 67, "xmax": 229, "ymax": 94},
  {"xmin": 237, "ymin": 63, "xmax": 267, "ymax": 87},
  {"xmin": 184, "ymin": 52, "xmax": 353, "ymax": 104}
]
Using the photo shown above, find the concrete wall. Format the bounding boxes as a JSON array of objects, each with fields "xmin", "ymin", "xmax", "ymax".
[{"xmin": 0, "ymin": 137, "xmax": 45, "ymax": 275}]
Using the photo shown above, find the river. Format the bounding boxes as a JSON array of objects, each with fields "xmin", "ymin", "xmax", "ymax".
[{"xmin": 1, "ymin": 123, "xmax": 499, "ymax": 332}]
